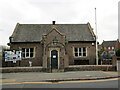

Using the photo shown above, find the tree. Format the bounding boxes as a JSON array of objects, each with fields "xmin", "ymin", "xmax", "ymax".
[
  {"xmin": 116, "ymin": 48, "xmax": 120, "ymax": 57},
  {"xmin": 98, "ymin": 49, "xmax": 104, "ymax": 64}
]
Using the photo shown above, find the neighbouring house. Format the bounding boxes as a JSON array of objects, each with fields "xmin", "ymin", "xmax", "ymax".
[
  {"xmin": 98, "ymin": 44, "xmax": 102, "ymax": 51},
  {"xmin": 100, "ymin": 39, "xmax": 120, "ymax": 65},
  {"xmin": 118, "ymin": 41, "xmax": 120, "ymax": 48},
  {"xmin": 101, "ymin": 39, "xmax": 119, "ymax": 51},
  {"xmin": 4, "ymin": 21, "xmax": 97, "ymax": 70}
]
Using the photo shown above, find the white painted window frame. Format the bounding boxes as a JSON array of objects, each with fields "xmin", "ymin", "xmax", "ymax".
[
  {"xmin": 74, "ymin": 47, "xmax": 87, "ymax": 57},
  {"xmin": 23, "ymin": 48, "xmax": 35, "ymax": 58}
]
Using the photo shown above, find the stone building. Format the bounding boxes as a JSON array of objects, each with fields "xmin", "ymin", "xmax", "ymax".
[{"xmin": 7, "ymin": 21, "xmax": 96, "ymax": 70}]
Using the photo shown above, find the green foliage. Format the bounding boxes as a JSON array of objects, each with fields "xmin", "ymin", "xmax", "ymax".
[
  {"xmin": 116, "ymin": 48, "xmax": 120, "ymax": 56},
  {"xmin": 98, "ymin": 49, "xmax": 104, "ymax": 60}
]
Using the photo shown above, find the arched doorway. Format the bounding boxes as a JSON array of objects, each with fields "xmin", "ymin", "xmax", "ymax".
[{"xmin": 51, "ymin": 50, "xmax": 58, "ymax": 69}]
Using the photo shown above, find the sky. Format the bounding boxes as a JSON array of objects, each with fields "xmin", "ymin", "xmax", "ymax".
[{"xmin": 0, "ymin": 0, "xmax": 119, "ymax": 46}]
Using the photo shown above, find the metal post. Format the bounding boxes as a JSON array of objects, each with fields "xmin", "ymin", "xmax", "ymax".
[{"xmin": 95, "ymin": 8, "xmax": 98, "ymax": 65}]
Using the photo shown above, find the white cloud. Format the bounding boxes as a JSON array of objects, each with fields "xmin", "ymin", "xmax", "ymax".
[{"xmin": 0, "ymin": 0, "xmax": 119, "ymax": 45}]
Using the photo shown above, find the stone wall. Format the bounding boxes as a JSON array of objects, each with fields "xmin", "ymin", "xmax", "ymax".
[
  {"xmin": 64, "ymin": 65, "xmax": 116, "ymax": 71},
  {"xmin": 1, "ymin": 65, "xmax": 116, "ymax": 73},
  {"xmin": 1, "ymin": 67, "xmax": 48, "ymax": 73}
]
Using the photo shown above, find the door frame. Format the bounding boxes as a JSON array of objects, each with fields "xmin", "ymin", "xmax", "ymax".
[{"xmin": 50, "ymin": 49, "xmax": 59, "ymax": 69}]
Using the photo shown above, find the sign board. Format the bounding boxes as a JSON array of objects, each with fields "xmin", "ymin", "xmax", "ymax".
[
  {"xmin": 53, "ymin": 55, "xmax": 56, "ymax": 58},
  {"xmin": 109, "ymin": 51, "xmax": 115, "ymax": 56},
  {"xmin": 4, "ymin": 50, "xmax": 22, "ymax": 62}
]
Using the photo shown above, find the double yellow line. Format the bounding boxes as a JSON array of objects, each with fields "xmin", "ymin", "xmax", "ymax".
[{"xmin": 1, "ymin": 78, "xmax": 118, "ymax": 85}]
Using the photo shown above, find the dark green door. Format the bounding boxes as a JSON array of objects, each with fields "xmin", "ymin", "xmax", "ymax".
[{"xmin": 51, "ymin": 50, "xmax": 58, "ymax": 69}]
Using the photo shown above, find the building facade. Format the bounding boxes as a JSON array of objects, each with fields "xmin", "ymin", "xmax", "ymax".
[
  {"xmin": 101, "ymin": 40, "xmax": 120, "ymax": 51},
  {"xmin": 6, "ymin": 21, "xmax": 96, "ymax": 70},
  {"xmin": 99, "ymin": 40, "xmax": 120, "ymax": 65}
]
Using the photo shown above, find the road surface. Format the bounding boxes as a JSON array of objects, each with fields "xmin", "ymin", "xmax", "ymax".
[{"xmin": 1, "ymin": 78, "xmax": 119, "ymax": 88}]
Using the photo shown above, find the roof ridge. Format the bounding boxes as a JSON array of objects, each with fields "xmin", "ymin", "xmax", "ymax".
[
  {"xmin": 18, "ymin": 24, "xmax": 88, "ymax": 25},
  {"xmin": 103, "ymin": 40, "xmax": 117, "ymax": 42}
]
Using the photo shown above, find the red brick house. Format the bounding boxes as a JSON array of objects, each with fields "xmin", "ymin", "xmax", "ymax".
[
  {"xmin": 100, "ymin": 40, "xmax": 120, "ymax": 65},
  {"xmin": 101, "ymin": 40, "xmax": 119, "ymax": 51},
  {"xmin": 6, "ymin": 21, "xmax": 96, "ymax": 70}
]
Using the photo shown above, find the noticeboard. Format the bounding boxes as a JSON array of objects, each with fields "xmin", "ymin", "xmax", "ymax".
[{"xmin": 4, "ymin": 50, "xmax": 22, "ymax": 62}]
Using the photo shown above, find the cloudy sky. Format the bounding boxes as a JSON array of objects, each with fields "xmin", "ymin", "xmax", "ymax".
[{"xmin": 0, "ymin": 0, "xmax": 119, "ymax": 46}]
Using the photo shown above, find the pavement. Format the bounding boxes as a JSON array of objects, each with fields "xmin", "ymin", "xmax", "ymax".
[{"xmin": 1, "ymin": 71, "xmax": 120, "ymax": 83}]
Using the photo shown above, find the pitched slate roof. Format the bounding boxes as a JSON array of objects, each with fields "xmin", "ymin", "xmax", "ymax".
[
  {"xmin": 102, "ymin": 41, "xmax": 117, "ymax": 47},
  {"xmin": 10, "ymin": 23, "xmax": 96, "ymax": 42}
]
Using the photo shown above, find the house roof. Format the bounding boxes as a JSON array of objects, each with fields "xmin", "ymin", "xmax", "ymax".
[
  {"xmin": 10, "ymin": 23, "xmax": 96, "ymax": 42},
  {"xmin": 102, "ymin": 41, "xmax": 117, "ymax": 47}
]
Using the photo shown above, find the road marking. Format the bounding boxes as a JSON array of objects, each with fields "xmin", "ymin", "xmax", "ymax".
[
  {"xmin": 23, "ymin": 82, "xmax": 51, "ymax": 84},
  {"xmin": 1, "ymin": 82, "xmax": 22, "ymax": 85},
  {"xmin": 58, "ymin": 78, "xmax": 118, "ymax": 84},
  {"xmin": 1, "ymin": 78, "xmax": 118, "ymax": 85},
  {"xmin": 1, "ymin": 82, "xmax": 51, "ymax": 85}
]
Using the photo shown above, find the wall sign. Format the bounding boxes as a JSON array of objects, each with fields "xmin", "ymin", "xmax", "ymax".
[{"xmin": 53, "ymin": 55, "xmax": 56, "ymax": 58}]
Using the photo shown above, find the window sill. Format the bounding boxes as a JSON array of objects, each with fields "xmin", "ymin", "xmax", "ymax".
[
  {"xmin": 22, "ymin": 57, "xmax": 35, "ymax": 59},
  {"xmin": 74, "ymin": 56, "xmax": 89, "ymax": 60},
  {"xmin": 74, "ymin": 56, "xmax": 87, "ymax": 58}
]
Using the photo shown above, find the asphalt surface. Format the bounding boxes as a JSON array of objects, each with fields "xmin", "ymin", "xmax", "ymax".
[
  {"xmin": 2, "ymin": 78, "xmax": 119, "ymax": 88},
  {"xmin": 1, "ymin": 71, "xmax": 119, "ymax": 82},
  {"xmin": 1, "ymin": 71, "xmax": 119, "ymax": 88}
]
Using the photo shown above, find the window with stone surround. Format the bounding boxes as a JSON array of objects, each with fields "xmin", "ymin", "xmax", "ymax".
[
  {"xmin": 74, "ymin": 47, "xmax": 87, "ymax": 57},
  {"xmin": 22, "ymin": 48, "xmax": 34, "ymax": 58}
]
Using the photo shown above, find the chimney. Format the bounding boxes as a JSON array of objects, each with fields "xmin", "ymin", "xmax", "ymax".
[{"xmin": 52, "ymin": 21, "xmax": 55, "ymax": 25}]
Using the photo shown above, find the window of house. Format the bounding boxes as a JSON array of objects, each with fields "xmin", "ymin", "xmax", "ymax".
[
  {"xmin": 22, "ymin": 48, "xmax": 34, "ymax": 58},
  {"xmin": 74, "ymin": 48, "xmax": 78, "ymax": 56},
  {"xmin": 112, "ymin": 47, "xmax": 114, "ymax": 50},
  {"xmin": 74, "ymin": 47, "xmax": 87, "ymax": 57},
  {"xmin": 108, "ymin": 47, "xmax": 110, "ymax": 50}
]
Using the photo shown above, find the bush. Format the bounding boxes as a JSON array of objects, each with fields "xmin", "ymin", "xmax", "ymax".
[{"xmin": 116, "ymin": 48, "xmax": 120, "ymax": 56}]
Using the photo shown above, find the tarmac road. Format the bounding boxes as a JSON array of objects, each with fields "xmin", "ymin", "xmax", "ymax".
[
  {"xmin": 1, "ymin": 78, "xmax": 119, "ymax": 88},
  {"xmin": 1, "ymin": 71, "xmax": 119, "ymax": 89},
  {"xmin": 1, "ymin": 71, "xmax": 119, "ymax": 82}
]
